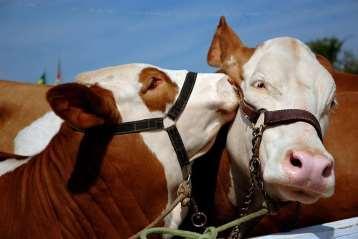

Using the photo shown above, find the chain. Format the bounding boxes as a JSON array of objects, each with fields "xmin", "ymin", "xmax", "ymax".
[{"xmin": 228, "ymin": 124, "xmax": 266, "ymax": 239}]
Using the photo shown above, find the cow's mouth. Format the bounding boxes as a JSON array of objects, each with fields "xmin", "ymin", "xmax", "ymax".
[{"xmin": 275, "ymin": 184, "xmax": 322, "ymax": 204}]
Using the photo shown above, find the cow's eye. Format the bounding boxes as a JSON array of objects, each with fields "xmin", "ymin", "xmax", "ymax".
[{"xmin": 252, "ymin": 80, "xmax": 266, "ymax": 89}]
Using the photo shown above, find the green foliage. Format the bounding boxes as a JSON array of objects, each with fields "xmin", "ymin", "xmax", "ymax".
[
  {"xmin": 306, "ymin": 37, "xmax": 358, "ymax": 74},
  {"xmin": 306, "ymin": 37, "xmax": 343, "ymax": 66}
]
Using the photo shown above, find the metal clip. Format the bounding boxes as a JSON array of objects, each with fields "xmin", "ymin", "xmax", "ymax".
[{"xmin": 252, "ymin": 124, "xmax": 266, "ymax": 138}]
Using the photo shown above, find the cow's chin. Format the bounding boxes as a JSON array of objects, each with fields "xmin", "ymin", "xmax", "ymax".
[{"xmin": 271, "ymin": 184, "xmax": 323, "ymax": 204}]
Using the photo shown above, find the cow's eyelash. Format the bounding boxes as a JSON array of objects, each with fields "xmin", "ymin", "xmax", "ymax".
[
  {"xmin": 330, "ymin": 98, "xmax": 338, "ymax": 109},
  {"xmin": 252, "ymin": 80, "xmax": 266, "ymax": 89}
]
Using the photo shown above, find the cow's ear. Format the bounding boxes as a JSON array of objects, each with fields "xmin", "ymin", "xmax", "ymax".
[
  {"xmin": 139, "ymin": 67, "xmax": 178, "ymax": 112},
  {"xmin": 47, "ymin": 83, "xmax": 120, "ymax": 129},
  {"xmin": 207, "ymin": 16, "xmax": 255, "ymax": 83}
]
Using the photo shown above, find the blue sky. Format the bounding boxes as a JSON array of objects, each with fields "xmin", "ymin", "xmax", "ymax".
[{"xmin": 0, "ymin": 0, "xmax": 357, "ymax": 84}]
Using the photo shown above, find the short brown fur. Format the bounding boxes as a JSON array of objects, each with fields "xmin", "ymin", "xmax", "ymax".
[
  {"xmin": 207, "ymin": 16, "xmax": 254, "ymax": 84},
  {"xmin": 0, "ymin": 80, "xmax": 50, "ymax": 152}
]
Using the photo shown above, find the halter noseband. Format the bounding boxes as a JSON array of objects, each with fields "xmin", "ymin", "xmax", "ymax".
[{"xmin": 240, "ymin": 100, "xmax": 323, "ymax": 141}]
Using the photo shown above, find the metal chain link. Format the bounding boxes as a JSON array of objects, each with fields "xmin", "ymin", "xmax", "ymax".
[{"xmin": 228, "ymin": 124, "xmax": 266, "ymax": 239}]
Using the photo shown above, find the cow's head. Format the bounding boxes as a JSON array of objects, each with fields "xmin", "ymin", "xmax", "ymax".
[
  {"xmin": 208, "ymin": 17, "xmax": 336, "ymax": 204},
  {"xmin": 48, "ymin": 64, "xmax": 238, "ymax": 160}
]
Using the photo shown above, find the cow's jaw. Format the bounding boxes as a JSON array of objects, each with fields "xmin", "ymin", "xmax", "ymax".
[
  {"xmin": 227, "ymin": 37, "xmax": 336, "ymax": 205},
  {"xmin": 171, "ymin": 72, "xmax": 238, "ymax": 159}
]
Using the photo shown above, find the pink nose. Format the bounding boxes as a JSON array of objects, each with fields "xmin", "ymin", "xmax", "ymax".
[{"xmin": 283, "ymin": 150, "xmax": 334, "ymax": 193}]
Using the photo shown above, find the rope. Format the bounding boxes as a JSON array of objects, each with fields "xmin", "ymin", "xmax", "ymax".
[
  {"xmin": 138, "ymin": 208, "xmax": 269, "ymax": 239},
  {"xmin": 129, "ymin": 180, "xmax": 192, "ymax": 239}
]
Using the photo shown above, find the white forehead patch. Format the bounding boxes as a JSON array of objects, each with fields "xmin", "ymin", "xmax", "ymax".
[
  {"xmin": 241, "ymin": 37, "xmax": 336, "ymax": 113},
  {"xmin": 243, "ymin": 37, "xmax": 334, "ymax": 84}
]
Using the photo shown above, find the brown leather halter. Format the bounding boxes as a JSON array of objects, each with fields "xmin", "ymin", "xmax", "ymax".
[
  {"xmin": 241, "ymin": 98, "xmax": 323, "ymax": 209},
  {"xmin": 229, "ymin": 99, "xmax": 323, "ymax": 239},
  {"xmin": 240, "ymin": 100, "xmax": 323, "ymax": 141}
]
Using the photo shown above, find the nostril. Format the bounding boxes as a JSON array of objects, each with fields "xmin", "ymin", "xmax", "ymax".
[
  {"xmin": 322, "ymin": 163, "xmax": 333, "ymax": 178},
  {"xmin": 290, "ymin": 154, "xmax": 302, "ymax": 168}
]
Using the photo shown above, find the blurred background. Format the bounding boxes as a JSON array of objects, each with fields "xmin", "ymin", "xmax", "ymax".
[{"xmin": 0, "ymin": 0, "xmax": 357, "ymax": 84}]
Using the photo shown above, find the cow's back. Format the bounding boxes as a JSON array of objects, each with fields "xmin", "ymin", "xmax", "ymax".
[
  {"xmin": 0, "ymin": 80, "xmax": 50, "ymax": 152},
  {"xmin": 334, "ymin": 71, "xmax": 358, "ymax": 92}
]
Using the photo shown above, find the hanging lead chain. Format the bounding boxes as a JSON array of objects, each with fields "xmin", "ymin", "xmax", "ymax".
[
  {"xmin": 229, "ymin": 124, "xmax": 266, "ymax": 239},
  {"xmin": 250, "ymin": 124, "xmax": 265, "ymax": 191}
]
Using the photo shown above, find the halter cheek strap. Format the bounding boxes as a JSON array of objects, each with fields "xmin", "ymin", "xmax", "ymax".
[{"xmin": 69, "ymin": 71, "xmax": 197, "ymax": 191}]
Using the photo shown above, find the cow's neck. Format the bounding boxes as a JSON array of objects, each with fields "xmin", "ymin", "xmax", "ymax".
[
  {"xmin": 215, "ymin": 113, "xmax": 263, "ymax": 222},
  {"xmin": 213, "ymin": 149, "xmax": 264, "ymax": 223},
  {"xmin": 0, "ymin": 123, "xmax": 169, "ymax": 238}
]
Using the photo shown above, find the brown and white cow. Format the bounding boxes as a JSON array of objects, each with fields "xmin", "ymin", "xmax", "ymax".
[
  {"xmin": 198, "ymin": 16, "xmax": 358, "ymax": 235},
  {"xmin": 0, "ymin": 63, "xmax": 239, "ymax": 238},
  {"xmin": 1, "ymin": 20, "xmax": 357, "ymax": 236}
]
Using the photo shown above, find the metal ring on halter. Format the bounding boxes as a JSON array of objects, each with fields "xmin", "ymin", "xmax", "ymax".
[{"xmin": 191, "ymin": 211, "xmax": 208, "ymax": 228}]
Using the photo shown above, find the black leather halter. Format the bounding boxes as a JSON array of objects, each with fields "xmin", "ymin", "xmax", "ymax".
[
  {"xmin": 100, "ymin": 71, "xmax": 198, "ymax": 173},
  {"xmin": 69, "ymin": 71, "xmax": 197, "ymax": 190}
]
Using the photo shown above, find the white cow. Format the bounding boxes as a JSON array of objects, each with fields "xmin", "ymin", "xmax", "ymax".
[{"xmin": 226, "ymin": 37, "xmax": 335, "ymax": 204}]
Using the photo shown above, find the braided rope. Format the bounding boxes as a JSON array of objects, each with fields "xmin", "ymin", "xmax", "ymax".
[
  {"xmin": 129, "ymin": 180, "xmax": 192, "ymax": 239},
  {"xmin": 138, "ymin": 208, "xmax": 268, "ymax": 239}
]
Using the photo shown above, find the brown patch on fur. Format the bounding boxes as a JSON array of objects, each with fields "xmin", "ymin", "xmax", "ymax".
[
  {"xmin": 139, "ymin": 67, "xmax": 178, "ymax": 112},
  {"xmin": 289, "ymin": 38, "xmax": 301, "ymax": 59},
  {"xmin": 214, "ymin": 150, "xmax": 237, "ymax": 222},
  {"xmin": 316, "ymin": 54, "xmax": 358, "ymax": 92},
  {"xmin": 316, "ymin": 54, "xmax": 335, "ymax": 75},
  {"xmin": 207, "ymin": 16, "xmax": 255, "ymax": 84}
]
